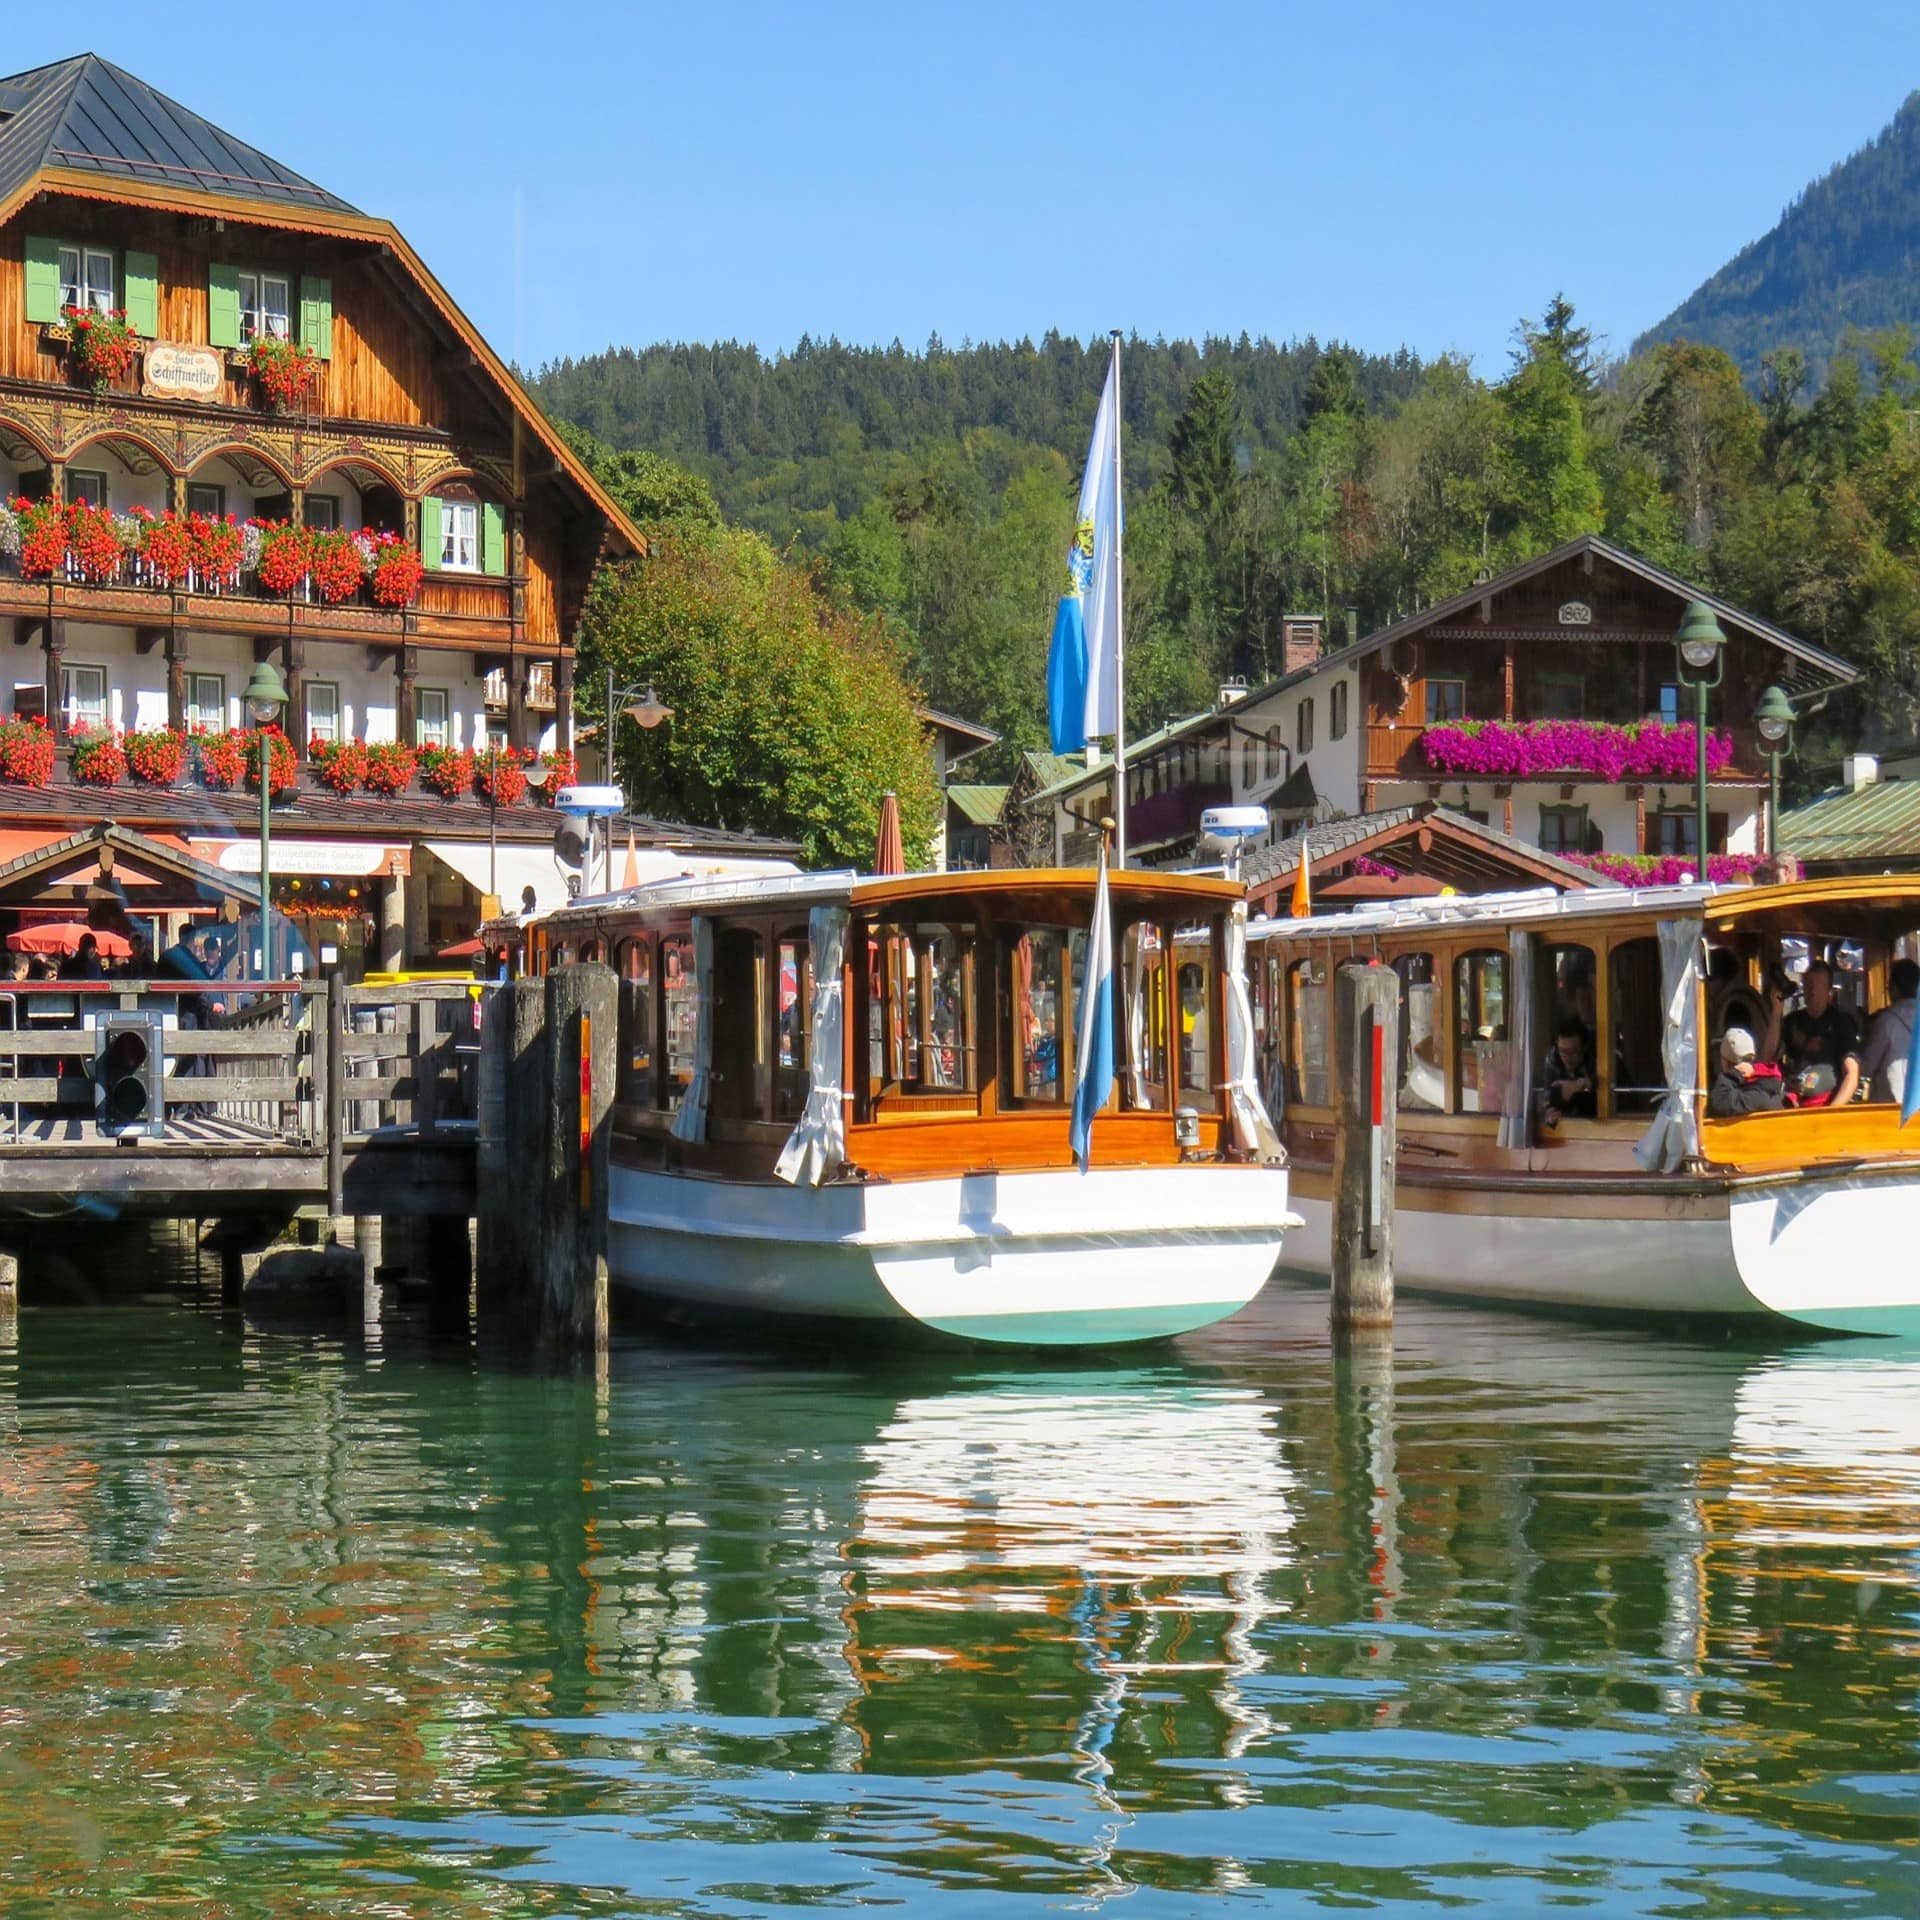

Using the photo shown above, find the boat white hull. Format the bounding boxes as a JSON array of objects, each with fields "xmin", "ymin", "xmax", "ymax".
[
  {"xmin": 608, "ymin": 1162, "xmax": 1301, "ymax": 1346},
  {"xmin": 1280, "ymin": 1163, "xmax": 1920, "ymax": 1335}
]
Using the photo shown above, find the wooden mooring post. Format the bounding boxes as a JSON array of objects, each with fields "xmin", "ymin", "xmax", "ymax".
[
  {"xmin": 540, "ymin": 965, "xmax": 615, "ymax": 1353},
  {"xmin": 1331, "ymin": 961, "xmax": 1397, "ymax": 1331}
]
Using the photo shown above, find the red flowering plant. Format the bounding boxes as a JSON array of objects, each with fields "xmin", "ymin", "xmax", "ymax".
[
  {"xmin": 67, "ymin": 726, "xmax": 127, "ymax": 786},
  {"xmin": 366, "ymin": 532, "xmax": 425, "ymax": 608},
  {"xmin": 361, "ymin": 739, "xmax": 418, "ymax": 795},
  {"xmin": 243, "ymin": 725, "xmax": 298, "ymax": 794},
  {"xmin": 476, "ymin": 745, "xmax": 529, "ymax": 806},
  {"xmin": 534, "ymin": 747, "xmax": 576, "ymax": 801},
  {"xmin": 6, "ymin": 497, "xmax": 68, "ymax": 578},
  {"xmin": 192, "ymin": 727, "xmax": 247, "ymax": 790},
  {"xmin": 418, "ymin": 743, "xmax": 476, "ymax": 799},
  {"xmin": 125, "ymin": 726, "xmax": 186, "ymax": 785},
  {"xmin": 133, "ymin": 507, "xmax": 195, "ymax": 586},
  {"xmin": 0, "ymin": 715, "xmax": 56, "ymax": 788},
  {"xmin": 193, "ymin": 514, "xmax": 246, "ymax": 589},
  {"xmin": 249, "ymin": 336, "xmax": 321, "ymax": 410},
  {"xmin": 308, "ymin": 529, "xmax": 367, "ymax": 604},
  {"xmin": 62, "ymin": 307, "xmax": 139, "ymax": 393},
  {"xmin": 253, "ymin": 521, "xmax": 312, "ymax": 596},
  {"xmin": 65, "ymin": 501, "xmax": 127, "ymax": 583},
  {"xmin": 309, "ymin": 734, "xmax": 370, "ymax": 793}
]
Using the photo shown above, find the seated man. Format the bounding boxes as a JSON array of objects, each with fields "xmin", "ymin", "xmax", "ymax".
[
  {"xmin": 1534, "ymin": 1015, "xmax": 1597, "ymax": 1128},
  {"xmin": 1779, "ymin": 957, "xmax": 1861, "ymax": 1107},
  {"xmin": 1708, "ymin": 1026, "xmax": 1785, "ymax": 1117},
  {"xmin": 1859, "ymin": 957, "xmax": 1919, "ymax": 1106}
]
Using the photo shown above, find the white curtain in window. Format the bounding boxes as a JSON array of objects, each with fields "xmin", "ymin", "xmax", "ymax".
[
  {"xmin": 775, "ymin": 906, "xmax": 849, "ymax": 1186},
  {"xmin": 1224, "ymin": 904, "xmax": 1285, "ymax": 1162},
  {"xmin": 1498, "ymin": 927, "xmax": 1534, "ymax": 1150},
  {"xmin": 669, "ymin": 915, "xmax": 716, "ymax": 1144},
  {"xmin": 1635, "ymin": 915, "xmax": 1704, "ymax": 1174}
]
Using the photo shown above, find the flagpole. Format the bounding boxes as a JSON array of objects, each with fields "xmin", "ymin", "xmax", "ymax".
[{"xmin": 1109, "ymin": 329, "xmax": 1127, "ymax": 868}]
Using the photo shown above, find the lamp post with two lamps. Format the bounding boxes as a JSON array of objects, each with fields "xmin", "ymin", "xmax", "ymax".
[
  {"xmin": 1755, "ymin": 684, "xmax": 1795, "ymax": 858},
  {"xmin": 1674, "ymin": 601, "xmax": 1727, "ymax": 880},
  {"xmin": 242, "ymin": 661, "xmax": 289, "ymax": 980}
]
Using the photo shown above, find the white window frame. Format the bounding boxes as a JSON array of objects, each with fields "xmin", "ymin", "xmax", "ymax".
[
  {"xmin": 238, "ymin": 270, "xmax": 291, "ymax": 343},
  {"xmin": 186, "ymin": 673, "xmax": 226, "ymax": 734},
  {"xmin": 62, "ymin": 663, "xmax": 108, "ymax": 732},
  {"xmin": 439, "ymin": 501, "xmax": 479, "ymax": 573},
  {"xmin": 416, "ymin": 687, "xmax": 451, "ymax": 748},
  {"xmin": 305, "ymin": 681, "xmax": 341, "ymax": 746},
  {"xmin": 59, "ymin": 245, "xmax": 114, "ymax": 315}
]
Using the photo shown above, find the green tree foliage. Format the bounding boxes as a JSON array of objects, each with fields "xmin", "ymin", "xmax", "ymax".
[{"xmin": 552, "ymin": 418, "xmax": 720, "ymax": 530}]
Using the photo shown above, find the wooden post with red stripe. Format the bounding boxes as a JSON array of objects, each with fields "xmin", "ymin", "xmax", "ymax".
[
  {"xmin": 1332, "ymin": 960, "xmax": 1397, "ymax": 1330},
  {"xmin": 541, "ymin": 961, "xmax": 615, "ymax": 1352}
]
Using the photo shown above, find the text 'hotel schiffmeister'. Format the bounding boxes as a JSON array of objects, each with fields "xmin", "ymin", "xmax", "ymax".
[{"xmin": 0, "ymin": 56, "xmax": 664, "ymax": 966}]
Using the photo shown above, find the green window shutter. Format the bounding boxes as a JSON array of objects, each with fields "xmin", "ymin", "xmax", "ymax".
[
  {"xmin": 420, "ymin": 496, "xmax": 443, "ymax": 570},
  {"xmin": 123, "ymin": 251, "xmax": 159, "ymax": 337},
  {"xmin": 481, "ymin": 502, "xmax": 506, "ymax": 575},
  {"xmin": 208, "ymin": 264, "xmax": 242, "ymax": 348},
  {"xmin": 298, "ymin": 275, "xmax": 332, "ymax": 360},
  {"xmin": 24, "ymin": 237, "xmax": 62, "ymax": 324}
]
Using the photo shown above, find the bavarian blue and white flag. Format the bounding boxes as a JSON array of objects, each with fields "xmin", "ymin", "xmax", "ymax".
[
  {"xmin": 1047, "ymin": 348, "xmax": 1122, "ymax": 752},
  {"xmin": 1069, "ymin": 841, "xmax": 1116, "ymax": 1171}
]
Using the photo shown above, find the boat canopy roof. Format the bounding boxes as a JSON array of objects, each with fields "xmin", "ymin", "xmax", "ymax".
[{"xmin": 1251, "ymin": 872, "xmax": 1920, "ymax": 945}]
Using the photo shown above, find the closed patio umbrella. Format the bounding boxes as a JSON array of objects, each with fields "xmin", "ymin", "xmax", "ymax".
[{"xmin": 874, "ymin": 790, "xmax": 905, "ymax": 876}]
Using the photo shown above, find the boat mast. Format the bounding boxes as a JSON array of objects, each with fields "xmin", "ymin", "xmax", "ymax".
[{"xmin": 1110, "ymin": 329, "xmax": 1128, "ymax": 869}]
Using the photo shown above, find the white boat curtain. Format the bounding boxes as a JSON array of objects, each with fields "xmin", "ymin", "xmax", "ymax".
[
  {"xmin": 1635, "ymin": 914, "xmax": 1704, "ymax": 1174},
  {"xmin": 1124, "ymin": 936, "xmax": 1149, "ymax": 1109},
  {"xmin": 1497, "ymin": 927, "xmax": 1534, "ymax": 1150},
  {"xmin": 669, "ymin": 915, "xmax": 716, "ymax": 1144},
  {"xmin": 775, "ymin": 905, "xmax": 849, "ymax": 1187},
  {"xmin": 1224, "ymin": 904, "xmax": 1285, "ymax": 1163}
]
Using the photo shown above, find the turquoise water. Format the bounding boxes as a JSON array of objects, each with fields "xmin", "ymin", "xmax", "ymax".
[{"xmin": 0, "ymin": 1269, "xmax": 1914, "ymax": 1916}]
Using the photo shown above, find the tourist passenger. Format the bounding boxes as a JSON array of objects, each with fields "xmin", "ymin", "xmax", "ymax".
[
  {"xmin": 59, "ymin": 934, "xmax": 105, "ymax": 982},
  {"xmin": 1535, "ymin": 1015, "xmax": 1597, "ymax": 1127},
  {"xmin": 1779, "ymin": 958, "xmax": 1860, "ymax": 1106},
  {"xmin": 1859, "ymin": 958, "xmax": 1919, "ymax": 1106},
  {"xmin": 1709, "ymin": 1026, "xmax": 1785, "ymax": 1117}
]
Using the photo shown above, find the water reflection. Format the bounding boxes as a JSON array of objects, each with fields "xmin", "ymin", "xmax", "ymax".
[{"xmin": 0, "ymin": 1283, "xmax": 1911, "ymax": 1915}]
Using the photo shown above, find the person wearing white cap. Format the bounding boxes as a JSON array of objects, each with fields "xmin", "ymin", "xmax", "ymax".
[{"xmin": 1708, "ymin": 1026, "xmax": 1785, "ymax": 1118}]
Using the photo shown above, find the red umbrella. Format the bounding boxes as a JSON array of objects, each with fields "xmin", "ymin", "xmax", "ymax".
[
  {"xmin": 7, "ymin": 922, "xmax": 132, "ymax": 958},
  {"xmin": 438, "ymin": 937, "xmax": 485, "ymax": 959},
  {"xmin": 874, "ymin": 790, "xmax": 905, "ymax": 876}
]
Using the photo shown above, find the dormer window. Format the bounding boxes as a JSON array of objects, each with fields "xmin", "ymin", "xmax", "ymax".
[
  {"xmin": 238, "ymin": 272, "xmax": 291, "ymax": 342},
  {"xmin": 59, "ymin": 245, "xmax": 115, "ymax": 315}
]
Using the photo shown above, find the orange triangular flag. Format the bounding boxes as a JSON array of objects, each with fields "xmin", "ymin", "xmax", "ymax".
[
  {"xmin": 1290, "ymin": 840, "xmax": 1311, "ymax": 919},
  {"xmin": 621, "ymin": 828, "xmax": 640, "ymax": 890}
]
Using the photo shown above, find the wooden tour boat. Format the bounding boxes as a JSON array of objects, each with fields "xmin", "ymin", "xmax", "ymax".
[
  {"xmin": 1249, "ymin": 874, "xmax": 1920, "ymax": 1335},
  {"xmin": 507, "ymin": 867, "xmax": 1299, "ymax": 1346}
]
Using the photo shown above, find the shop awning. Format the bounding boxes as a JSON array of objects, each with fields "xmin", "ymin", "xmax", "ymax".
[
  {"xmin": 194, "ymin": 839, "xmax": 403, "ymax": 877},
  {"xmin": 423, "ymin": 840, "xmax": 573, "ymax": 915}
]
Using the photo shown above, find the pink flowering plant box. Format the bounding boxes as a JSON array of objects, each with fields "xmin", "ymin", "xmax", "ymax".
[{"xmin": 1422, "ymin": 719, "xmax": 1734, "ymax": 782}]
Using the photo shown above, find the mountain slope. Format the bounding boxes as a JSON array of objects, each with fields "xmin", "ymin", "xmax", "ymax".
[{"xmin": 1634, "ymin": 93, "xmax": 1920, "ymax": 381}]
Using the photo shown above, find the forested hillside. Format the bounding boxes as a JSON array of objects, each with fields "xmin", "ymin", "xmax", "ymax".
[
  {"xmin": 1634, "ymin": 92, "xmax": 1920, "ymax": 383},
  {"xmin": 544, "ymin": 306, "xmax": 1920, "ymax": 792}
]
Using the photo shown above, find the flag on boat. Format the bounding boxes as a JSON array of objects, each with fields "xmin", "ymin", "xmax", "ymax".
[
  {"xmin": 1069, "ymin": 840, "xmax": 1116, "ymax": 1171},
  {"xmin": 1046, "ymin": 347, "xmax": 1123, "ymax": 753},
  {"xmin": 1903, "ymin": 992, "xmax": 1920, "ymax": 1126},
  {"xmin": 1290, "ymin": 836, "xmax": 1311, "ymax": 919}
]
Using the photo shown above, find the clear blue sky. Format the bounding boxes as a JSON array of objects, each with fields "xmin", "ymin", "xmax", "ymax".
[{"xmin": 13, "ymin": 8, "xmax": 1918, "ymax": 378}]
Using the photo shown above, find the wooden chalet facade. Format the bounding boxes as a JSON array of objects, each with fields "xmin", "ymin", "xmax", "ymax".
[{"xmin": 1029, "ymin": 539, "xmax": 1860, "ymax": 872}]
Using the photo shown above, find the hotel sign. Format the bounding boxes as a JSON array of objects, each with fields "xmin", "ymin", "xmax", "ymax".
[{"xmin": 142, "ymin": 341, "xmax": 225, "ymax": 402}]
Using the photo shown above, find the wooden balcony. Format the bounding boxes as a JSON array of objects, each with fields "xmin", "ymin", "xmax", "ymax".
[{"xmin": 1365, "ymin": 720, "xmax": 1766, "ymax": 785}]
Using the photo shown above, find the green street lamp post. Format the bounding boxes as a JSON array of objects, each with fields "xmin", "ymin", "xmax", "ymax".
[
  {"xmin": 1674, "ymin": 601, "xmax": 1726, "ymax": 880},
  {"xmin": 1754, "ymin": 683, "xmax": 1795, "ymax": 859},
  {"xmin": 598, "ymin": 673, "xmax": 673, "ymax": 892},
  {"xmin": 243, "ymin": 661, "xmax": 289, "ymax": 980}
]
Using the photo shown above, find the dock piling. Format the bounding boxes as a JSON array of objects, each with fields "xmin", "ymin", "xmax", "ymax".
[
  {"xmin": 540, "ymin": 964, "xmax": 614, "ymax": 1353},
  {"xmin": 1331, "ymin": 962, "xmax": 1398, "ymax": 1330}
]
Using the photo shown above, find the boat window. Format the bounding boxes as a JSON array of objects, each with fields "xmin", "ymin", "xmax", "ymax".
[
  {"xmin": 1176, "ymin": 934, "xmax": 1219, "ymax": 1113},
  {"xmin": 1288, "ymin": 957, "xmax": 1330, "ymax": 1108},
  {"xmin": 1012, "ymin": 929, "xmax": 1068, "ymax": 1103},
  {"xmin": 1608, "ymin": 935, "xmax": 1666, "ymax": 1117},
  {"xmin": 1391, "ymin": 951, "xmax": 1445, "ymax": 1111},
  {"xmin": 876, "ymin": 924, "xmax": 974, "ymax": 1094},
  {"xmin": 578, "ymin": 938, "xmax": 602, "ymax": 964},
  {"xmin": 711, "ymin": 926, "xmax": 767, "ymax": 1122},
  {"xmin": 775, "ymin": 930, "xmax": 811, "ymax": 1119},
  {"xmin": 616, "ymin": 935, "xmax": 653, "ymax": 1106},
  {"xmin": 660, "ymin": 934, "xmax": 696, "ymax": 1112},
  {"xmin": 1538, "ymin": 942, "xmax": 1597, "ymax": 1047},
  {"xmin": 1121, "ymin": 921, "xmax": 1168, "ymax": 1109},
  {"xmin": 1453, "ymin": 948, "xmax": 1508, "ymax": 1114},
  {"xmin": 552, "ymin": 940, "xmax": 574, "ymax": 966}
]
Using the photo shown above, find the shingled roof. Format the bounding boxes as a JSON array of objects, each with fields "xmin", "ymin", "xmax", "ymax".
[{"xmin": 0, "ymin": 55, "xmax": 356, "ymax": 216}]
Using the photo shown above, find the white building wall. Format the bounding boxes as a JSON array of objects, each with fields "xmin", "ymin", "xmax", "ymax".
[{"xmin": 1374, "ymin": 779, "xmax": 1762, "ymax": 859}]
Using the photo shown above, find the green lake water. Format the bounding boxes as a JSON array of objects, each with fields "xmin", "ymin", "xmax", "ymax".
[{"xmin": 0, "ymin": 1262, "xmax": 1915, "ymax": 1917}]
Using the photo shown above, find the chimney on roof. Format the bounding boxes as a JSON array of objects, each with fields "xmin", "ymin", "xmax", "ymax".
[
  {"xmin": 1282, "ymin": 614, "xmax": 1323, "ymax": 676},
  {"xmin": 1217, "ymin": 676, "xmax": 1248, "ymax": 710},
  {"xmin": 1844, "ymin": 753, "xmax": 1879, "ymax": 791}
]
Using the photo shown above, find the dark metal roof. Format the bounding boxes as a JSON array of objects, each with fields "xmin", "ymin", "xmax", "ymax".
[{"xmin": 0, "ymin": 55, "xmax": 357, "ymax": 215}]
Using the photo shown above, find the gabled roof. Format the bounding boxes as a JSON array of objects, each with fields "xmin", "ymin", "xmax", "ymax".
[
  {"xmin": 0, "ymin": 819, "xmax": 258, "ymax": 909},
  {"xmin": 1779, "ymin": 779, "xmax": 1920, "ymax": 864},
  {"xmin": 946, "ymin": 783, "xmax": 1010, "ymax": 827},
  {"xmin": 0, "ymin": 55, "xmax": 355, "ymax": 216},
  {"xmin": 0, "ymin": 56, "xmax": 644, "ymax": 560}
]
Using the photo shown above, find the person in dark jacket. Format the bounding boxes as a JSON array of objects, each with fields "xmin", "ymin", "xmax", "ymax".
[{"xmin": 1709, "ymin": 1026, "xmax": 1785, "ymax": 1117}]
